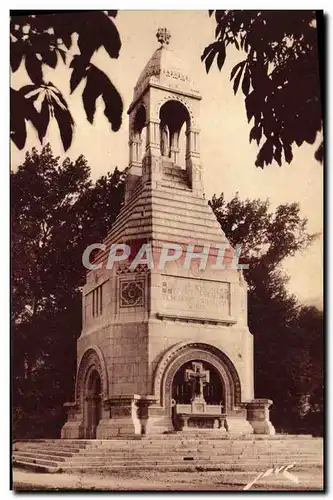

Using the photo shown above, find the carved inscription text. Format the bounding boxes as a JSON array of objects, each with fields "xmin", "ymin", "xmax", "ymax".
[{"xmin": 161, "ymin": 277, "xmax": 230, "ymax": 315}]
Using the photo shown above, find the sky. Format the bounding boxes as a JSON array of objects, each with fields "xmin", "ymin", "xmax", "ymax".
[{"xmin": 11, "ymin": 10, "xmax": 323, "ymax": 307}]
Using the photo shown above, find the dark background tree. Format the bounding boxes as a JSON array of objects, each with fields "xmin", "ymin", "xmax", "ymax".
[
  {"xmin": 210, "ymin": 193, "xmax": 323, "ymax": 433},
  {"xmin": 202, "ymin": 11, "xmax": 323, "ymax": 167},
  {"xmin": 10, "ymin": 11, "xmax": 123, "ymax": 152},
  {"xmin": 11, "ymin": 144, "xmax": 125, "ymax": 437}
]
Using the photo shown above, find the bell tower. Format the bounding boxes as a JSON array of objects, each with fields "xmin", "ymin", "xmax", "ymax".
[
  {"xmin": 61, "ymin": 28, "xmax": 275, "ymax": 440},
  {"xmin": 126, "ymin": 27, "xmax": 203, "ymax": 202}
]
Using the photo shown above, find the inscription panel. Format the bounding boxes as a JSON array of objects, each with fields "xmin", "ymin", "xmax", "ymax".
[{"xmin": 161, "ymin": 276, "xmax": 231, "ymax": 317}]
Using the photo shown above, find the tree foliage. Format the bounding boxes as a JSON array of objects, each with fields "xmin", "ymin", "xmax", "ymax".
[
  {"xmin": 202, "ymin": 11, "xmax": 323, "ymax": 167},
  {"xmin": 210, "ymin": 193, "xmax": 323, "ymax": 432},
  {"xmin": 11, "ymin": 144, "xmax": 125, "ymax": 437},
  {"xmin": 10, "ymin": 11, "xmax": 123, "ymax": 151}
]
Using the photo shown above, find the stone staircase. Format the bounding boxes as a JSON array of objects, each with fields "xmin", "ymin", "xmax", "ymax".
[{"xmin": 13, "ymin": 436, "xmax": 323, "ymax": 474}]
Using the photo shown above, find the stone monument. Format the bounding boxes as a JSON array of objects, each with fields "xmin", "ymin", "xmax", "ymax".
[{"xmin": 61, "ymin": 28, "xmax": 275, "ymax": 439}]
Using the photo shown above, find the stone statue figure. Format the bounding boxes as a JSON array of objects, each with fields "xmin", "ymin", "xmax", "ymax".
[{"xmin": 160, "ymin": 124, "xmax": 170, "ymax": 157}]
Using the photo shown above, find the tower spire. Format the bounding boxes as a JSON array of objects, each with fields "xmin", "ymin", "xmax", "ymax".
[{"xmin": 156, "ymin": 27, "xmax": 171, "ymax": 47}]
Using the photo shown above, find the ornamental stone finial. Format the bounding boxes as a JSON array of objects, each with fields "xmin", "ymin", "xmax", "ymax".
[{"xmin": 156, "ymin": 27, "xmax": 171, "ymax": 46}]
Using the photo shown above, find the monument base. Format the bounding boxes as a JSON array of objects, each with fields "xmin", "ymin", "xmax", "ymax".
[{"xmin": 246, "ymin": 399, "xmax": 276, "ymax": 435}]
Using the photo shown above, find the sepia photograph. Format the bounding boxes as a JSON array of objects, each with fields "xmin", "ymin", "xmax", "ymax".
[{"xmin": 10, "ymin": 9, "xmax": 324, "ymax": 491}]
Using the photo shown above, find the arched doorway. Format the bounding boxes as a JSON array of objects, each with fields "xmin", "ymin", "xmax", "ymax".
[
  {"xmin": 84, "ymin": 369, "xmax": 102, "ymax": 439},
  {"xmin": 153, "ymin": 341, "xmax": 242, "ymax": 431},
  {"xmin": 172, "ymin": 360, "xmax": 224, "ymax": 405}
]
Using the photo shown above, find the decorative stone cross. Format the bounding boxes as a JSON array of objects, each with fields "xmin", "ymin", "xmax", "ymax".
[
  {"xmin": 185, "ymin": 362, "xmax": 210, "ymax": 402},
  {"xmin": 156, "ymin": 27, "xmax": 171, "ymax": 46}
]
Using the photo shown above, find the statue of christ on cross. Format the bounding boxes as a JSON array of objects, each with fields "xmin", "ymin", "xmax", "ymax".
[{"xmin": 185, "ymin": 361, "xmax": 210, "ymax": 402}]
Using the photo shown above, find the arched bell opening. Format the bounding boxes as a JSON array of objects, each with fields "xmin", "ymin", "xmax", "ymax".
[
  {"xmin": 131, "ymin": 104, "xmax": 147, "ymax": 163},
  {"xmin": 159, "ymin": 100, "xmax": 190, "ymax": 167}
]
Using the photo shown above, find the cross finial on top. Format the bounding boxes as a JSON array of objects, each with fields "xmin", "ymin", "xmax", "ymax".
[{"xmin": 156, "ymin": 27, "xmax": 171, "ymax": 47}]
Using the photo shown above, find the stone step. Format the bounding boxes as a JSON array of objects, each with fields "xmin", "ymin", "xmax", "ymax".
[
  {"xmin": 15, "ymin": 446, "xmax": 322, "ymax": 457},
  {"xmin": 159, "ymin": 181, "xmax": 191, "ymax": 191},
  {"xmin": 162, "ymin": 164, "xmax": 187, "ymax": 174},
  {"xmin": 162, "ymin": 170, "xmax": 188, "ymax": 180},
  {"xmin": 16, "ymin": 439, "xmax": 323, "ymax": 452},
  {"xmin": 13, "ymin": 454, "xmax": 322, "ymax": 469},
  {"xmin": 16, "ymin": 446, "xmax": 320, "ymax": 457},
  {"xmin": 13, "ymin": 449, "xmax": 322, "ymax": 462},
  {"xmin": 152, "ymin": 187, "xmax": 207, "ymax": 204},
  {"xmin": 13, "ymin": 446, "xmax": 322, "ymax": 458},
  {"xmin": 13, "ymin": 438, "xmax": 323, "ymax": 474},
  {"xmin": 13, "ymin": 456, "xmax": 60, "ymax": 467},
  {"xmin": 13, "ymin": 439, "xmax": 322, "ymax": 449},
  {"xmin": 13, "ymin": 459, "xmax": 323, "ymax": 475},
  {"xmin": 13, "ymin": 444, "xmax": 87, "ymax": 453}
]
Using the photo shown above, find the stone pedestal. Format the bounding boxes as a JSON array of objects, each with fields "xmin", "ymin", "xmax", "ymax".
[
  {"xmin": 224, "ymin": 416, "xmax": 253, "ymax": 435},
  {"xmin": 246, "ymin": 398, "xmax": 276, "ymax": 435},
  {"xmin": 61, "ymin": 402, "xmax": 83, "ymax": 439},
  {"xmin": 96, "ymin": 395, "xmax": 158, "ymax": 438}
]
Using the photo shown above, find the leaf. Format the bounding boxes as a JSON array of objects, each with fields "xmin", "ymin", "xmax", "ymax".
[
  {"xmin": 250, "ymin": 125, "xmax": 262, "ymax": 145},
  {"xmin": 283, "ymin": 143, "xmax": 293, "ymax": 164},
  {"xmin": 11, "ymin": 41, "xmax": 23, "ymax": 72},
  {"xmin": 47, "ymin": 83, "xmax": 69, "ymax": 112},
  {"xmin": 217, "ymin": 43, "xmax": 226, "ymax": 71},
  {"xmin": 256, "ymin": 139, "xmax": 274, "ymax": 167},
  {"xmin": 51, "ymin": 95, "xmax": 74, "ymax": 151},
  {"xmin": 201, "ymin": 43, "xmax": 215, "ymax": 62},
  {"xmin": 100, "ymin": 16, "xmax": 121, "ymax": 59},
  {"xmin": 205, "ymin": 48, "xmax": 217, "ymax": 73},
  {"xmin": 25, "ymin": 51, "xmax": 43, "ymax": 84},
  {"xmin": 11, "ymin": 97, "xmax": 27, "ymax": 150},
  {"xmin": 245, "ymin": 90, "xmax": 263, "ymax": 123},
  {"xmin": 43, "ymin": 49, "xmax": 58, "ymax": 69},
  {"xmin": 60, "ymin": 32, "xmax": 72, "ymax": 50},
  {"xmin": 57, "ymin": 48, "xmax": 66, "ymax": 64},
  {"xmin": 242, "ymin": 65, "xmax": 251, "ymax": 96},
  {"xmin": 82, "ymin": 64, "xmax": 123, "ymax": 131},
  {"xmin": 82, "ymin": 73, "xmax": 103, "ymax": 123},
  {"xmin": 11, "ymin": 88, "xmax": 42, "ymax": 150},
  {"xmin": 38, "ymin": 95, "xmax": 50, "ymax": 142},
  {"xmin": 230, "ymin": 60, "xmax": 246, "ymax": 81},
  {"xmin": 102, "ymin": 79, "xmax": 123, "ymax": 132},
  {"xmin": 314, "ymin": 141, "xmax": 323, "ymax": 163},
  {"xmin": 69, "ymin": 55, "xmax": 88, "ymax": 93},
  {"xmin": 19, "ymin": 93, "xmax": 41, "ymax": 130},
  {"xmin": 273, "ymin": 143, "xmax": 282, "ymax": 166},
  {"xmin": 233, "ymin": 63, "xmax": 245, "ymax": 95},
  {"xmin": 20, "ymin": 84, "xmax": 39, "ymax": 96}
]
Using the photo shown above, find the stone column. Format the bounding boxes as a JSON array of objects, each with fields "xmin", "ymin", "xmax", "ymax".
[
  {"xmin": 185, "ymin": 127, "xmax": 204, "ymax": 197},
  {"xmin": 125, "ymin": 135, "xmax": 142, "ymax": 203},
  {"xmin": 143, "ymin": 119, "xmax": 162, "ymax": 188},
  {"xmin": 169, "ymin": 131, "xmax": 180, "ymax": 165},
  {"xmin": 135, "ymin": 395, "xmax": 157, "ymax": 435},
  {"xmin": 246, "ymin": 398, "xmax": 276, "ymax": 435}
]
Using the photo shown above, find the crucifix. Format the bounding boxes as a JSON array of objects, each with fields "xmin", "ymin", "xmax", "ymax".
[{"xmin": 185, "ymin": 362, "xmax": 210, "ymax": 403}]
